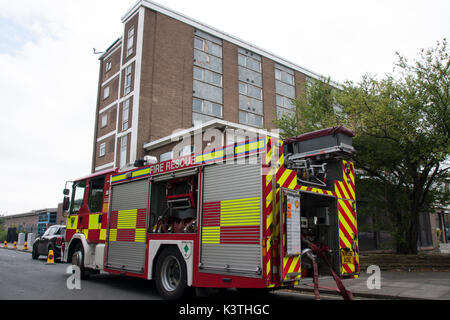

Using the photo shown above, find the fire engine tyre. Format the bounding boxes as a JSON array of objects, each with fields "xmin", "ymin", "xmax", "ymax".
[
  {"xmin": 71, "ymin": 243, "xmax": 89, "ymax": 280},
  {"xmin": 155, "ymin": 247, "xmax": 189, "ymax": 300}
]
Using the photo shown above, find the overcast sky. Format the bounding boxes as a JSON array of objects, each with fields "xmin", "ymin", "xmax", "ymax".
[{"xmin": 0, "ymin": 0, "xmax": 449, "ymax": 216}]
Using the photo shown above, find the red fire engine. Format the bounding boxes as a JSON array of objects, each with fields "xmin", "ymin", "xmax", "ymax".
[{"xmin": 62, "ymin": 126, "xmax": 359, "ymax": 299}]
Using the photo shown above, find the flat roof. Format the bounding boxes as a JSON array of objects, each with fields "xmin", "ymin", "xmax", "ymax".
[
  {"xmin": 143, "ymin": 119, "xmax": 279, "ymax": 151},
  {"xmin": 121, "ymin": 0, "xmax": 338, "ymax": 87},
  {"xmin": 2, "ymin": 208, "xmax": 58, "ymax": 219}
]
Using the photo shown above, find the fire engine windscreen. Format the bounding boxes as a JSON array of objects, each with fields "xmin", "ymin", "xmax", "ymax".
[{"xmin": 149, "ymin": 174, "xmax": 198, "ymax": 233}]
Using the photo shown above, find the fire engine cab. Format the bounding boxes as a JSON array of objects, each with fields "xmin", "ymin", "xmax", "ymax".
[{"xmin": 62, "ymin": 125, "xmax": 359, "ymax": 299}]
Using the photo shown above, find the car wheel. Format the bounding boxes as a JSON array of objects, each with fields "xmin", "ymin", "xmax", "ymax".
[
  {"xmin": 71, "ymin": 243, "xmax": 89, "ymax": 280},
  {"xmin": 32, "ymin": 245, "xmax": 39, "ymax": 260},
  {"xmin": 155, "ymin": 247, "xmax": 190, "ymax": 300}
]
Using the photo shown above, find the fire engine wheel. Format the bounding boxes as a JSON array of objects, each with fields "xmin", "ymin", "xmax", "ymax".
[
  {"xmin": 155, "ymin": 247, "xmax": 189, "ymax": 300},
  {"xmin": 71, "ymin": 243, "xmax": 89, "ymax": 280}
]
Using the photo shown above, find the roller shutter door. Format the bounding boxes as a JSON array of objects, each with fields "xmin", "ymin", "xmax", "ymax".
[
  {"xmin": 200, "ymin": 159, "xmax": 262, "ymax": 277},
  {"xmin": 106, "ymin": 178, "xmax": 149, "ymax": 273}
]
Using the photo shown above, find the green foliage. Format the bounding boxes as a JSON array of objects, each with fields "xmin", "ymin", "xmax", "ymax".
[
  {"xmin": 275, "ymin": 39, "xmax": 450, "ymax": 254},
  {"xmin": 274, "ymin": 76, "xmax": 340, "ymax": 137}
]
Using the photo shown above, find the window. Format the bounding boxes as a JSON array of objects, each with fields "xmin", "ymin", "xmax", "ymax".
[
  {"xmin": 49, "ymin": 212, "xmax": 57, "ymax": 224},
  {"xmin": 103, "ymin": 86, "xmax": 110, "ymax": 99},
  {"xmin": 101, "ymin": 114, "xmax": 108, "ymax": 128},
  {"xmin": 275, "ymin": 64, "xmax": 296, "ymax": 119},
  {"xmin": 275, "ymin": 68, "xmax": 282, "ymax": 81},
  {"xmin": 239, "ymin": 111, "xmax": 263, "ymax": 128},
  {"xmin": 160, "ymin": 151, "xmax": 173, "ymax": 162},
  {"xmin": 239, "ymin": 82, "xmax": 262, "ymax": 100},
  {"xmin": 88, "ymin": 177, "xmax": 105, "ymax": 213},
  {"xmin": 192, "ymin": 112, "xmax": 215, "ymax": 126},
  {"xmin": 127, "ymin": 27, "xmax": 135, "ymax": 57},
  {"xmin": 43, "ymin": 226, "xmax": 58, "ymax": 237},
  {"xmin": 70, "ymin": 181, "xmax": 86, "ymax": 214},
  {"xmin": 193, "ymin": 31, "xmax": 223, "ymax": 127},
  {"xmin": 276, "ymin": 95, "xmax": 294, "ymax": 110},
  {"xmin": 120, "ymin": 135, "xmax": 128, "ymax": 168},
  {"xmin": 275, "ymin": 67, "xmax": 294, "ymax": 85},
  {"xmin": 122, "ymin": 99, "xmax": 129, "ymax": 131},
  {"xmin": 192, "ymin": 98, "xmax": 222, "ymax": 118},
  {"xmin": 179, "ymin": 145, "xmax": 194, "ymax": 157},
  {"xmin": 125, "ymin": 65, "xmax": 132, "ymax": 95},
  {"xmin": 194, "ymin": 36, "xmax": 222, "ymax": 57},
  {"xmin": 99, "ymin": 142, "xmax": 106, "ymax": 157},
  {"xmin": 193, "ymin": 66, "xmax": 222, "ymax": 87},
  {"xmin": 238, "ymin": 48, "xmax": 263, "ymax": 127},
  {"xmin": 194, "ymin": 37, "xmax": 204, "ymax": 51},
  {"xmin": 106, "ymin": 60, "xmax": 112, "ymax": 72},
  {"xmin": 238, "ymin": 54, "xmax": 261, "ymax": 72}
]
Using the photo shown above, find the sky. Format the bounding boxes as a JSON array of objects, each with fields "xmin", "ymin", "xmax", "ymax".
[{"xmin": 0, "ymin": 0, "xmax": 449, "ymax": 216}]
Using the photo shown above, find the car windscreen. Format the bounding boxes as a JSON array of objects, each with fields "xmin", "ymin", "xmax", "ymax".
[{"xmin": 43, "ymin": 227, "xmax": 57, "ymax": 236}]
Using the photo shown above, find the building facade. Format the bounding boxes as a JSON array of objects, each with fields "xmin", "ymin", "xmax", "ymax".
[
  {"xmin": 1, "ymin": 208, "xmax": 61, "ymax": 237},
  {"xmin": 91, "ymin": 0, "xmax": 328, "ymax": 172}
]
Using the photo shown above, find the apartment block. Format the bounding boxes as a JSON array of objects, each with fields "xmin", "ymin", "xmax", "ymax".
[{"xmin": 92, "ymin": 0, "xmax": 325, "ymax": 172}]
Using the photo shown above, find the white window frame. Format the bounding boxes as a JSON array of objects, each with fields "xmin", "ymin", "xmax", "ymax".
[
  {"xmin": 122, "ymin": 99, "xmax": 130, "ymax": 131},
  {"xmin": 106, "ymin": 60, "xmax": 112, "ymax": 72},
  {"xmin": 238, "ymin": 54, "xmax": 261, "ymax": 73},
  {"xmin": 127, "ymin": 27, "xmax": 135, "ymax": 57},
  {"xmin": 160, "ymin": 151, "xmax": 173, "ymax": 162},
  {"xmin": 99, "ymin": 142, "xmax": 106, "ymax": 157},
  {"xmin": 239, "ymin": 110, "xmax": 263, "ymax": 128},
  {"xmin": 125, "ymin": 65, "xmax": 132, "ymax": 95},
  {"xmin": 194, "ymin": 36, "xmax": 222, "ymax": 58},
  {"xmin": 192, "ymin": 98, "xmax": 223, "ymax": 118},
  {"xmin": 120, "ymin": 135, "xmax": 128, "ymax": 168},
  {"xmin": 103, "ymin": 86, "xmax": 110, "ymax": 100},
  {"xmin": 101, "ymin": 114, "xmax": 108, "ymax": 128}
]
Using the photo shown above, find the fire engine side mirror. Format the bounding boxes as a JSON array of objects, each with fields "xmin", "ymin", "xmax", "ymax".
[
  {"xmin": 63, "ymin": 196, "xmax": 70, "ymax": 211},
  {"xmin": 63, "ymin": 189, "xmax": 70, "ymax": 196}
]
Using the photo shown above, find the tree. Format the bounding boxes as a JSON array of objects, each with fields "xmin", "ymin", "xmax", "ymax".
[{"xmin": 274, "ymin": 39, "xmax": 450, "ymax": 254}]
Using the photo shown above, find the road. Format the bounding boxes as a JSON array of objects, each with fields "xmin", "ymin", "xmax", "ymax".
[{"xmin": 0, "ymin": 248, "xmax": 349, "ymax": 301}]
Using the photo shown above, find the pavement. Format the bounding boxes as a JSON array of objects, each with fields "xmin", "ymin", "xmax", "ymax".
[
  {"xmin": 2, "ymin": 243, "xmax": 450, "ymax": 300},
  {"xmin": 294, "ymin": 270, "xmax": 450, "ymax": 300}
]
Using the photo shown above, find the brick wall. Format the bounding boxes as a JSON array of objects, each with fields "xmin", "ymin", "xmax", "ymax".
[{"xmin": 137, "ymin": 10, "xmax": 194, "ymax": 160}]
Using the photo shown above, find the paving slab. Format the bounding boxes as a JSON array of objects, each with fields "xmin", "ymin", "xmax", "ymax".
[{"xmin": 295, "ymin": 271, "xmax": 450, "ymax": 300}]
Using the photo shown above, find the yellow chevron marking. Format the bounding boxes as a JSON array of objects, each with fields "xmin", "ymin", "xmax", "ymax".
[
  {"xmin": 339, "ymin": 228, "xmax": 352, "ymax": 248},
  {"xmin": 339, "ymin": 200, "xmax": 357, "ymax": 227},
  {"xmin": 337, "ymin": 181, "xmax": 351, "ymax": 199},
  {"xmin": 266, "ymin": 189, "xmax": 273, "ymax": 209},
  {"xmin": 339, "ymin": 217, "xmax": 356, "ymax": 243},
  {"xmin": 278, "ymin": 168, "xmax": 293, "ymax": 187},
  {"xmin": 288, "ymin": 176, "xmax": 297, "ymax": 189}
]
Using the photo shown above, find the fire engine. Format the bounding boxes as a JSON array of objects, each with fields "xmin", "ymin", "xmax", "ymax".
[{"xmin": 62, "ymin": 125, "xmax": 359, "ymax": 300}]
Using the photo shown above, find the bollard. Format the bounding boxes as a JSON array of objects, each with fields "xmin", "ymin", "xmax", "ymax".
[
  {"xmin": 13, "ymin": 241, "xmax": 17, "ymax": 249},
  {"xmin": 24, "ymin": 242, "xmax": 28, "ymax": 250},
  {"xmin": 3, "ymin": 241, "xmax": 6, "ymax": 248},
  {"xmin": 46, "ymin": 249, "xmax": 55, "ymax": 265}
]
